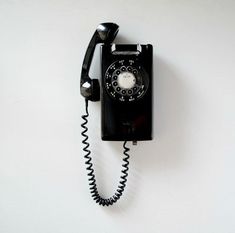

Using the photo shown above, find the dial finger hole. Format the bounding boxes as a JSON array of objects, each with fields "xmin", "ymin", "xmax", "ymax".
[
  {"xmin": 127, "ymin": 66, "xmax": 132, "ymax": 72},
  {"xmin": 121, "ymin": 66, "xmax": 126, "ymax": 72},
  {"xmin": 112, "ymin": 81, "xmax": 118, "ymax": 86},
  {"xmin": 127, "ymin": 89, "xmax": 133, "ymax": 95},
  {"xmin": 133, "ymin": 69, "xmax": 138, "ymax": 74}
]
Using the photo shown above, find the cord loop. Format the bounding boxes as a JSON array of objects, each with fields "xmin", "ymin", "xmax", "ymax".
[{"xmin": 81, "ymin": 99, "xmax": 130, "ymax": 206}]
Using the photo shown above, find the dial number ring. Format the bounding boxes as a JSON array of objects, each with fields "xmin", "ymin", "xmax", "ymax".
[{"xmin": 104, "ymin": 60, "xmax": 149, "ymax": 102}]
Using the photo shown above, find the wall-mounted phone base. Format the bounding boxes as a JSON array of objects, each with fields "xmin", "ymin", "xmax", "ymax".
[
  {"xmin": 80, "ymin": 23, "xmax": 153, "ymax": 206},
  {"xmin": 101, "ymin": 44, "xmax": 153, "ymax": 141}
]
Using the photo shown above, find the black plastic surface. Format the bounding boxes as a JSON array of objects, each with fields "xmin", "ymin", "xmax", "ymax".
[{"xmin": 101, "ymin": 44, "xmax": 153, "ymax": 141}]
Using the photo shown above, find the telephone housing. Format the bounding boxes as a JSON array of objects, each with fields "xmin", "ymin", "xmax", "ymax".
[
  {"xmin": 101, "ymin": 44, "xmax": 153, "ymax": 141},
  {"xmin": 80, "ymin": 23, "xmax": 153, "ymax": 206}
]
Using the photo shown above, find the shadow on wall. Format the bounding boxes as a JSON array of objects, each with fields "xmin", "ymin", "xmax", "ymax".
[
  {"xmin": 101, "ymin": 53, "xmax": 193, "ymax": 213},
  {"xmin": 86, "ymin": 35, "xmax": 192, "ymax": 212},
  {"xmin": 137, "ymin": 55, "xmax": 190, "ymax": 171}
]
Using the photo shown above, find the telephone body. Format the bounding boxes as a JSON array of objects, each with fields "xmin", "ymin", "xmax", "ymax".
[
  {"xmin": 80, "ymin": 23, "xmax": 153, "ymax": 206},
  {"xmin": 101, "ymin": 44, "xmax": 152, "ymax": 141}
]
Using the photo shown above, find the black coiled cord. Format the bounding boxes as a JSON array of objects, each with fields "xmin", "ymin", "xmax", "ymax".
[{"xmin": 81, "ymin": 99, "xmax": 130, "ymax": 206}]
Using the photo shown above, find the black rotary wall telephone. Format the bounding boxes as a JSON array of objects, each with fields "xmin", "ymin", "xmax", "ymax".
[{"xmin": 80, "ymin": 22, "xmax": 153, "ymax": 206}]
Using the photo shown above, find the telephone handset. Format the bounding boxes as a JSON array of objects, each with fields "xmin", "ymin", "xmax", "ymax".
[
  {"xmin": 80, "ymin": 23, "xmax": 119, "ymax": 101},
  {"xmin": 80, "ymin": 23, "xmax": 153, "ymax": 206}
]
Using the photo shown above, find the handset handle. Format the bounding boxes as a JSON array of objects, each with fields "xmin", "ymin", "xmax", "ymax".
[
  {"xmin": 81, "ymin": 32, "xmax": 99, "ymax": 80},
  {"xmin": 80, "ymin": 23, "xmax": 119, "ymax": 101},
  {"xmin": 80, "ymin": 33, "xmax": 100, "ymax": 101}
]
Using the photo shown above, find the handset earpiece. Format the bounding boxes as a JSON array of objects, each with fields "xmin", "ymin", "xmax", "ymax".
[{"xmin": 80, "ymin": 22, "xmax": 119, "ymax": 101}]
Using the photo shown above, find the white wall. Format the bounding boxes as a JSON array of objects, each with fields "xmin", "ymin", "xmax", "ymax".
[{"xmin": 0, "ymin": 1, "xmax": 235, "ymax": 232}]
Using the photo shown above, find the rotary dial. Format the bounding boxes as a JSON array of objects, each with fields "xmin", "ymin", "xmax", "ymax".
[{"xmin": 104, "ymin": 60, "xmax": 149, "ymax": 102}]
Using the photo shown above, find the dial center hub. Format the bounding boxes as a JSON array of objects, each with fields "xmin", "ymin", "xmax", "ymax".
[{"xmin": 117, "ymin": 71, "xmax": 136, "ymax": 89}]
